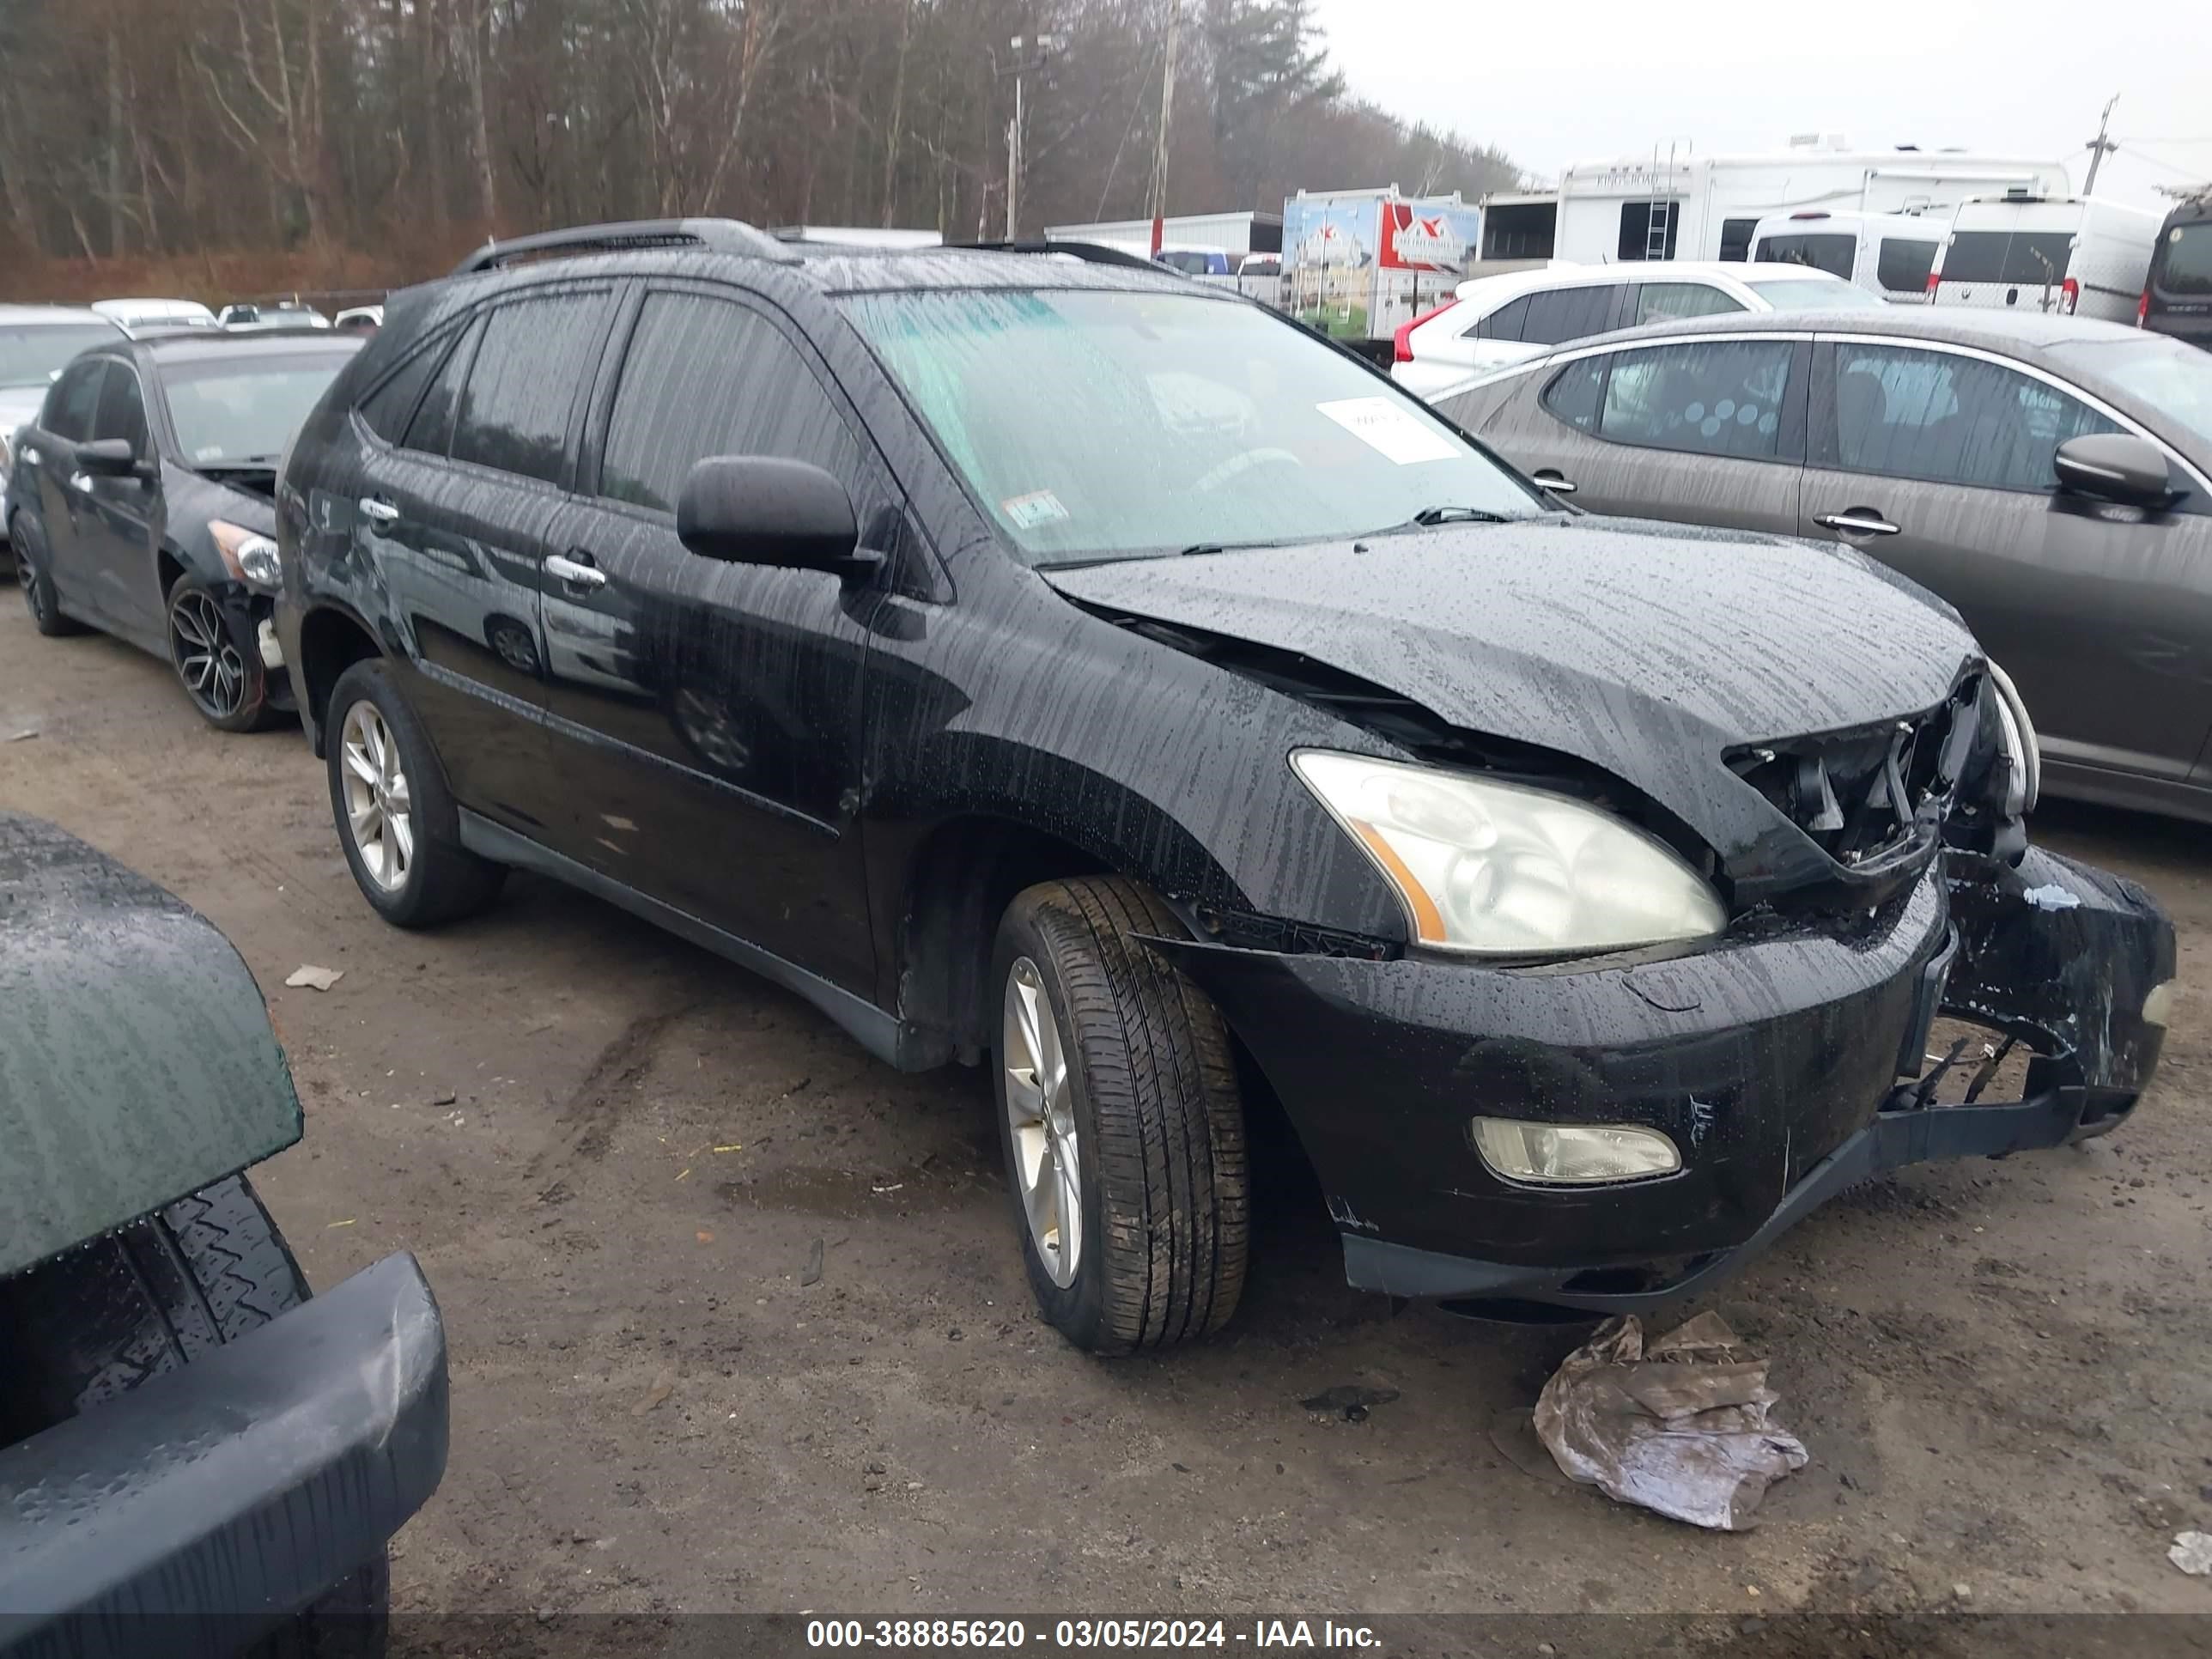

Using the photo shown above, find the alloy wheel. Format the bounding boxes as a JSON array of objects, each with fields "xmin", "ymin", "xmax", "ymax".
[
  {"xmin": 339, "ymin": 701, "xmax": 414, "ymax": 892},
  {"xmin": 169, "ymin": 590, "xmax": 249, "ymax": 719},
  {"xmin": 1003, "ymin": 957, "xmax": 1082, "ymax": 1287}
]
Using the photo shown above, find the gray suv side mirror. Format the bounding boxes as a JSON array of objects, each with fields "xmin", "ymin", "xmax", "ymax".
[
  {"xmin": 676, "ymin": 455, "xmax": 876, "ymax": 580},
  {"xmin": 2054, "ymin": 433, "xmax": 2179, "ymax": 509}
]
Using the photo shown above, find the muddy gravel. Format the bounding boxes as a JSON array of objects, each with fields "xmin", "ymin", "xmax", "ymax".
[{"xmin": 3, "ymin": 599, "xmax": 2210, "ymax": 1631}]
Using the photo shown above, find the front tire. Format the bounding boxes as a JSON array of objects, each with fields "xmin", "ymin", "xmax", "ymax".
[
  {"xmin": 326, "ymin": 658, "xmax": 506, "ymax": 928},
  {"xmin": 167, "ymin": 572, "xmax": 276, "ymax": 731},
  {"xmin": 991, "ymin": 878, "xmax": 1249, "ymax": 1354},
  {"xmin": 0, "ymin": 1175, "xmax": 390, "ymax": 1656},
  {"xmin": 13, "ymin": 515, "xmax": 82, "ymax": 638}
]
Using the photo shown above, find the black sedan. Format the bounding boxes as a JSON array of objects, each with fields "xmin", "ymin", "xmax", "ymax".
[{"xmin": 7, "ymin": 330, "xmax": 361, "ymax": 730}]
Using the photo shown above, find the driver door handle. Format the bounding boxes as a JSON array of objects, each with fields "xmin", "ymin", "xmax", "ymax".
[
  {"xmin": 1815, "ymin": 509, "xmax": 1901, "ymax": 538},
  {"xmin": 359, "ymin": 496, "xmax": 400, "ymax": 527},
  {"xmin": 1531, "ymin": 469, "xmax": 1577, "ymax": 495},
  {"xmin": 68, "ymin": 471, "xmax": 93, "ymax": 493},
  {"xmin": 545, "ymin": 551, "xmax": 607, "ymax": 592}
]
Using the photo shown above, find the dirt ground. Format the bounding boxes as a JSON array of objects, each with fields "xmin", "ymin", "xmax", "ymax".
[{"xmin": 4, "ymin": 597, "xmax": 2210, "ymax": 1633}]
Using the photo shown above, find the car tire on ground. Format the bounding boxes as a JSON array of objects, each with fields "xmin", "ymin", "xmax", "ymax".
[
  {"xmin": 167, "ymin": 571, "xmax": 278, "ymax": 732},
  {"xmin": 12, "ymin": 515, "xmax": 82, "ymax": 638},
  {"xmin": 991, "ymin": 877, "xmax": 1249, "ymax": 1354},
  {"xmin": 325, "ymin": 657, "xmax": 507, "ymax": 929},
  {"xmin": 0, "ymin": 1175, "xmax": 390, "ymax": 1657}
]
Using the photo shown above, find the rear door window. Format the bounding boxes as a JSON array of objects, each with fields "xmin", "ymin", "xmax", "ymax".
[
  {"xmin": 1540, "ymin": 357, "xmax": 1606, "ymax": 431},
  {"xmin": 2154, "ymin": 222, "xmax": 2212, "ymax": 297},
  {"xmin": 451, "ymin": 292, "xmax": 612, "ymax": 485},
  {"xmin": 1598, "ymin": 340, "xmax": 1793, "ymax": 459},
  {"xmin": 1876, "ymin": 238, "xmax": 1940, "ymax": 294},
  {"xmin": 1753, "ymin": 233, "xmax": 1856, "ymax": 280},
  {"xmin": 360, "ymin": 327, "xmax": 461, "ymax": 444},
  {"xmin": 1825, "ymin": 343, "xmax": 2118, "ymax": 491},
  {"xmin": 1634, "ymin": 283, "xmax": 1744, "ymax": 325},
  {"xmin": 1718, "ymin": 218, "xmax": 1758, "ymax": 262},
  {"xmin": 1470, "ymin": 295, "xmax": 1531, "ymax": 342},
  {"xmin": 598, "ymin": 290, "xmax": 866, "ymax": 514},
  {"xmin": 1942, "ymin": 230, "xmax": 2075, "ymax": 286},
  {"xmin": 43, "ymin": 359, "xmax": 106, "ymax": 441},
  {"xmin": 1520, "ymin": 285, "xmax": 1622, "ymax": 346}
]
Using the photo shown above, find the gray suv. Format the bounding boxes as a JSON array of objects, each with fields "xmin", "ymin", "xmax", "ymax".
[{"xmin": 1435, "ymin": 309, "xmax": 2212, "ymax": 823}]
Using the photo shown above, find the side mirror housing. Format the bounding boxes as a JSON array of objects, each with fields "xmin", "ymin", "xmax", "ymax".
[
  {"xmin": 74, "ymin": 437, "xmax": 140, "ymax": 479},
  {"xmin": 2054, "ymin": 433, "xmax": 2179, "ymax": 509},
  {"xmin": 676, "ymin": 456, "xmax": 873, "ymax": 579}
]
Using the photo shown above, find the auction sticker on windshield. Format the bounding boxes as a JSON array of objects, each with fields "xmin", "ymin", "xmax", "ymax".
[
  {"xmin": 1001, "ymin": 489, "xmax": 1072, "ymax": 530},
  {"xmin": 1315, "ymin": 397, "xmax": 1459, "ymax": 465}
]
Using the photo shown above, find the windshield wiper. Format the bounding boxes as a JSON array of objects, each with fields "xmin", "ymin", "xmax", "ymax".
[{"xmin": 1408, "ymin": 505, "xmax": 1516, "ymax": 526}]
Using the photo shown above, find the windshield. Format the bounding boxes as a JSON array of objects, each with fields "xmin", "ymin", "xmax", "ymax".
[
  {"xmin": 161, "ymin": 353, "xmax": 353, "ymax": 464},
  {"xmin": 1753, "ymin": 232, "xmax": 1856, "ymax": 280},
  {"xmin": 1746, "ymin": 276, "xmax": 1885, "ymax": 312},
  {"xmin": 0, "ymin": 322, "xmax": 122, "ymax": 389},
  {"xmin": 2047, "ymin": 336, "xmax": 2212, "ymax": 449},
  {"xmin": 2154, "ymin": 222, "xmax": 2212, "ymax": 298},
  {"xmin": 841, "ymin": 289, "xmax": 1541, "ymax": 564}
]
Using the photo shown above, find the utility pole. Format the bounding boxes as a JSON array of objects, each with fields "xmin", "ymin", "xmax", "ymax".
[
  {"xmin": 1147, "ymin": 0, "xmax": 1181, "ymax": 254},
  {"xmin": 1001, "ymin": 33, "xmax": 1065, "ymax": 240},
  {"xmin": 2083, "ymin": 94, "xmax": 2119, "ymax": 197}
]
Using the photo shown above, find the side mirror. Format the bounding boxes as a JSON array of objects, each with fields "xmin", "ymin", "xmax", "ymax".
[
  {"xmin": 676, "ymin": 456, "xmax": 874, "ymax": 579},
  {"xmin": 74, "ymin": 437, "xmax": 140, "ymax": 478},
  {"xmin": 2054, "ymin": 433, "xmax": 2179, "ymax": 509}
]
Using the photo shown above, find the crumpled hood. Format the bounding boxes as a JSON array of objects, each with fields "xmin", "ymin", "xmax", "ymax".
[{"xmin": 1045, "ymin": 514, "xmax": 1979, "ymax": 869}]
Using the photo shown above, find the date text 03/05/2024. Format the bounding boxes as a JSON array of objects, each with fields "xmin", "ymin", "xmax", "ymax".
[{"xmin": 804, "ymin": 1620, "xmax": 1383, "ymax": 1650}]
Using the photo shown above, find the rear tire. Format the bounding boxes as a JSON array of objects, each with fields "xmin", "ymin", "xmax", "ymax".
[
  {"xmin": 991, "ymin": 878, "xmax": 1249, "ymax": 1354},
  {"xmin": 0, "ymin": 1175, "xmax": 390, "ymax": 1656},
  {"xmin": 326, "ymin": 658, "xmax": 506, "ymax": 929},
  {"xmin": 13, "ymin": 515, "xmax": 82, "ymax": 638}
]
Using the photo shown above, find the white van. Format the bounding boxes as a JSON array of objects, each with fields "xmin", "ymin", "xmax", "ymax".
[
  {"xmin": 1927, "ymin": 195, "xmax": 2162, "ymax": 323},
  {"xmin": 1748, "ymin": 210, "xmax": 1944, "ymax": 301}
]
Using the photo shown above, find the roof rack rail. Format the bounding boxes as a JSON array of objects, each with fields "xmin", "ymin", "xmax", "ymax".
[
  {"xmin": 451, "ymin": 218, "xmax": 797, "ymax": 276},
  {"xmin": 952, "ymin": 238, "xmax": 1164, "ymax": 274}
]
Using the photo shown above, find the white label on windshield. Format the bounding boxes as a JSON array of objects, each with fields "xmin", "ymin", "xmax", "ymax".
[
  {"xmin": 1000, "ymin": 489, "xmax": 1070, "ymax": 530},
  {"xmin": 1316, "ymin": 397, "xmax": 1459, "ymax": 465}
]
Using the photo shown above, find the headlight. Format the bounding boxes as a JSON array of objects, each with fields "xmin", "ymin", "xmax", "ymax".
[
  {"xmin": 1472, "ymin": 1118, "xmax": 1681, "ymax": 1184},
  {"xmin": 210, "ymin": 519, "xmax": 282, "ymax": 591},
  {"xmin": 1985, "ymin": 659, "xmax": 2039, "ymax": 816},
  {"xmin": 1292, "ymin": 750, "xmax": 1727, "ymax": 956}
]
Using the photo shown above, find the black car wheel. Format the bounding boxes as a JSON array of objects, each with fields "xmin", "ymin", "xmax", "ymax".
[
  {"xmin": 990, "ymin": 877, "xmax": 1249, "ymax": 1354},
  {"xmin": 0, "ymin": 1174, "xmax": 390, "ymax": 1656},
  {"xmin": 13, "ymin": 516, "xmax": 82, "ymax": 638},
  {"xmin": 167, "ymin": 573, "xmax": 276, "ymax": 732},
  {"xmin": 325, "ymin": 657, "xmax": 507, "ymax": 928}
]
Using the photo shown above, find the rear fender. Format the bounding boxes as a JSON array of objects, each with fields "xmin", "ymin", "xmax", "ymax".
[{"xmin": 0, "ymin": 815, "xmax": 302, "ymax": 1279}]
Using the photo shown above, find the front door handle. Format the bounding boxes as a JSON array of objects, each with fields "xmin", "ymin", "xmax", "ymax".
[
  {"xmin": 545, "ymin": 551, "xmax": 607, "ymax": 592},
  {"xmin": 359, "ymin": 496, "xmax": 400, "ymax": 527},
  {"xmin": 1531, "ymin": 469, "xmax": 1577, "ymax": 495},
  {"xmin": 1814, "ymin": 509, "xmax": 1901, "ymax": 538},
  {"xmin": 67, "ymin": 471, "xmax": 93, "ymax": 493}
]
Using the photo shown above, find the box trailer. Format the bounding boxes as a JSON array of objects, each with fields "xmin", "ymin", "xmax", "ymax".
[
  {"xmin": 1551, "ymin": 141, "xmax": 2070, "ymax": 269},
  {"xmin": 1279, "ymin": 187, "xmax": 1483, "ymax": 360}
]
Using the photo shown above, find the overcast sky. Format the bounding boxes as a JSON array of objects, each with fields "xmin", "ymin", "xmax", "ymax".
[{"xmin": 1310, "ymin": 0, "xmax": 2210, "ymax": 211}]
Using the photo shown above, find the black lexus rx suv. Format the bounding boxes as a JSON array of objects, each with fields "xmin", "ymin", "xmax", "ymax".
[{"xmin": 276, "ymin": 219, "xmax": 2172, "ymax": 1353}]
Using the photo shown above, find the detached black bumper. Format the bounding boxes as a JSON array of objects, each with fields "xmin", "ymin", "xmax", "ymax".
[
  {"xmin": 0, "ymin": 1253, "xmax": 448, "ymax": 1659},
  {"xmin": 1159, "ymin": 847, "xmax": 2172, "ymax": 1312}
]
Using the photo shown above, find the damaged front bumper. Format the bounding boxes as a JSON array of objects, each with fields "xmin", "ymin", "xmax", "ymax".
[{"xmin": 1156, "ymin": 846, "xmax": 2172, "ymax": 1314}]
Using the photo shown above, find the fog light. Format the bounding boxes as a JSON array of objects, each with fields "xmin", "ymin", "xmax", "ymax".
[
  {"xmin": 2142, "ymin": 981, "xmax": 2173, "ymax": 1029},
  {"xmin": 1471, "ymin": 1118, "xmax": 1680, "ymax": 1185}
]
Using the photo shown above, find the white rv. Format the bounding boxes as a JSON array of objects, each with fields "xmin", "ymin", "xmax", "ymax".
[
  {"xmin": 1748, "ymin": 210, "xmax": 1946, "ymax": 301},
  {"xmin": 1550, "ymin": 140, "xmax": 2070, "ymax": 269},
  {"xmin": 1926, "ymin": 195, "xmax": 2163, "ymax": 323}
]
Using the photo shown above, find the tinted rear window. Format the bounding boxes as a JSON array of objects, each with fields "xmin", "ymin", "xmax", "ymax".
[
  {"xmin": 1876, "ymin": 238, "xmax": 1940, "ymax": 294},
  {"xmin": 1942, "ymin": 230, "xmax": 2075, "ymax": 286},
  {"xmin": 2154, "ymin": 222, "xmax": 2212, "ymax": 297},
  {"xmin": 1753, "ymin": 233, "xmax": 1856, "ymax": 280}
]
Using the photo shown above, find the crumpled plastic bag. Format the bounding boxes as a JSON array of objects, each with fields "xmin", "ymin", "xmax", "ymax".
[{"xmin": 1532, "ymin": 1310, "xmax": 1808, "ymax": 1530}]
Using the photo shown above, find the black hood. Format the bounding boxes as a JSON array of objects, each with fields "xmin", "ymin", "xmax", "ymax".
[
  {"xmin": 1047, "ymin": 514, "xmax": 1982, "ymax": 891},
  {"xmin": 165, "ymin": 464, "xmax": 278, "ymax": 537}
]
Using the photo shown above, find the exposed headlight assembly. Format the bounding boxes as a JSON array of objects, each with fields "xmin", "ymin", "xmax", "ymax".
[
  {"xmin": 1292, "ymin": 750, "xmax": 1727, "ymax": 957},
  {"xmin": 210, "ymin": 519, "xmax": 283, "ymax": 591}
]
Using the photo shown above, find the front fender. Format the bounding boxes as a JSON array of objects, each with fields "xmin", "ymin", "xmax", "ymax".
[
  {"xmin": 1942, "ymin": 845, "xmax": 2173, "ymax": 1101},
  {"xmin": 0, "ymin": 816, "xmax": 301, "ymax": 1279}
]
